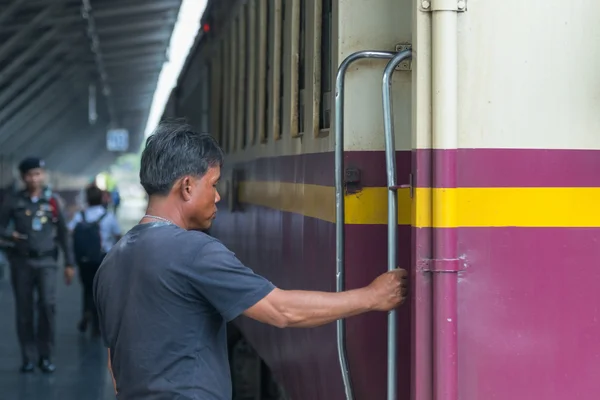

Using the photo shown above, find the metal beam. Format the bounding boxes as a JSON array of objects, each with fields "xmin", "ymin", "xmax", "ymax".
[
  {"xmin": 24, "ymin": 106, "xmax": 90, "ymax": 155},
  {"xmin": 103, "ymin": 46, "xmax": 167, "ymax": 61},
  {"xmin": 112, "ymin": 87, "xmax": 158, "ymax": 96},
  {"xmin": 113, "ymin": 93, "xmax": 155, "ymax": 101},
  {"xmin": 82, "ymin": 0, "xmax": 117, "ymax": 127},
  {"xmin": 103, "ymin": 41, "xmax": 171, "ymax": 58},
  {"xmin": 0, "ymin": 65, "xmax": 62, "ymax": 123},
  {"xmin": 0, "ymin": 0, "xmax": 181, "ymax": 31},
  {"xmin": 0, "ymin": 5, "xmax": 58, "ymax": 62},
  {"xmin": 96, "ymin": 17, "xmax": 176, "ymax": 35},
  {"xmin": 0, "ymin": 0, "xmax": 27, "ymax": 26},
  {"xmin": 13, "ymin": 106, "xmax": 88, "ymax": 156},
  {"xmin": 0, "ymin": 63, "xmax": 72, "ymax": 127},
  {"xmin": 93, "ymin": 0, "xmax": 181, "ymax": 19},
  {"xmin": 0, "ymin": 28, "xmax": 60, "ymax": 86},
  {"xmin": 106, "ymin": 63, "xmax": 164, "ymax": 75},
  {"xmin": 0, "ymin": 40, "xmax": 69, "ymax": 110},
  {"xmin": 109, "ymin": 72, "xmax": 160, "ymax": 83},
  {"xmin": 21, "ymin": 111, "xmax": 91, "ymax": 158},
  {"xmin": 6, "ymin": 94, "xmax": 81, "ymax": 154},
  {"xmin": 0, "ymin": 69, "xmax": 80, "ymax": 147},
  {"xmin": 104, "ymin": 55, "xmax": 166, "ymax": 68},
  {"xmin": 115, "ymin": 86, "xmax": 157, "ymax": 94},
  {"xmin": 97, "ymin": 33, "xmax": 171, "ymax": 54}
]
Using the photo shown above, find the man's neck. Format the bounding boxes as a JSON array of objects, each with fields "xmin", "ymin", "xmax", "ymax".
[
  {"xmin": 27, "ymin": 188, "xmax": 42, "ymax": 198},
  {"xmin": 144, "ymin": 197, "xmax": 187, "ymax": 229}
]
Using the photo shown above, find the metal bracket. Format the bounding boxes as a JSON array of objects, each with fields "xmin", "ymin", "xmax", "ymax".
[
  {"xmin": 395, "ymin": 44, "xmax": 412, "ymax": 71},
  {"xmin": 420, "ymin": 0, "xmax": 467, "ymax": 12},
  {"xmin": 394, "ymin": 174, "xmax": 414, "ymax": 198},
  {"xmin": 344, "ymin": 167, "xmax": 362, "ymax": 194},
  {"xmin": 418, "ymin": 256, "xmax": 468, "ymax": 272}
]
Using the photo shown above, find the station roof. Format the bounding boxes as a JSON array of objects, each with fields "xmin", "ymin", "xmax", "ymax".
[{"xmin": 0, "ymin": 0, "xmax": 182, "ymax": 176}]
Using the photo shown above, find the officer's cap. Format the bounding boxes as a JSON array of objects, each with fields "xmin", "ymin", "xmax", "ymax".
[{"xmin": 18, "ymin": 157, "xmax": 45, "ymax": 174}]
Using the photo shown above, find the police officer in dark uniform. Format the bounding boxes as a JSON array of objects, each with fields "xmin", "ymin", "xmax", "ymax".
[{"xmin": 0, "ymin": 157, "xmax": 76, "ymax": 373}]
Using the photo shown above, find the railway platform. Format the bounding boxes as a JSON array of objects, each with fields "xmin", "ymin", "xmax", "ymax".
[{"xmin": 0, "ymin": 273, "xmax": 115, "ymax": 400}]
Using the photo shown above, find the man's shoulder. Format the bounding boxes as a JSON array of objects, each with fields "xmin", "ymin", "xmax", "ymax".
[
  {"xmin": 187, "ymin": 231, "xmax": 231, "ymax": 254},
  {"xmin": 110, "ymin": 225, "xmax": 220, "ymax": 255}
]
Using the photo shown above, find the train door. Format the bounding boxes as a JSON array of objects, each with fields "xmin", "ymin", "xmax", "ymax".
[{"xmin": 334, "ymin": 49, "xmax": 413, "ymax": 400}]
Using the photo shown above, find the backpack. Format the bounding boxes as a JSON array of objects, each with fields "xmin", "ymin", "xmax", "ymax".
[{"xmin": 73, "ymin": 210, "xmax": 107, "ymax": 265}]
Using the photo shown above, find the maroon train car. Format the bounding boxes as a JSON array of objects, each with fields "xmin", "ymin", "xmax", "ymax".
[{"xmin": 162, "ymin": 0, "xmax": 600, "ymax": 399}]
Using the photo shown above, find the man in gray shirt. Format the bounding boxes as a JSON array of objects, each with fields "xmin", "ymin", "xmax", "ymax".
[{"xmin": 93, "ymin": 122, "xmax": 408, "ymax": 400}]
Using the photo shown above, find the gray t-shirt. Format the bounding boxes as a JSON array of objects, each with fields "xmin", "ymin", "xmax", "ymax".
[{"xmin": 93, "ymin": 222, "xmax": 275, "ymax": 400}]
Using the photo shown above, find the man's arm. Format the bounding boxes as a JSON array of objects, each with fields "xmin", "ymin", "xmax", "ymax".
[
  {"xmin": 243, "ymin": 269, "xmax": 407, "ymax": 328},
  {"xmin": 109, "ymin": 213, "xmax": 122, "ymax": 242},
  {"xmin": 52, "ymin": 196, "xmax": 76, "ymax": 285},
  {"xmin": 107, "ymin": 348, "xmax": 117, "ymax": 394},
  {"xmin": 191, "ymin": 240, "xmax": 408, "ymax": 328},
  {"xmin": 53, "ymin": 197, "xmax": 75, "ymax": 267}
]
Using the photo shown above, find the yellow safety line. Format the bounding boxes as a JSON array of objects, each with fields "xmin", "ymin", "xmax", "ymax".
[{"xmin": 238, "ymin": 181, "xmax": 600, "ymax": 228}]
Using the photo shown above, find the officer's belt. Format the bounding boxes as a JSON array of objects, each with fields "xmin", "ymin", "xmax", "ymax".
[{"xmin": 28, "ymin": 249, "xmax": 56, "ymax": 259}]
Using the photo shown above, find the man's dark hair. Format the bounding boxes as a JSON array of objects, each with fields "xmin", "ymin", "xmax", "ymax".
[
  {"xmin": 140, "ymin": 121, "xmax": 224, "ymax": 196},
  {"xmin": 86, "ymin": 185, "xmax": 104, "ymax": 206}
]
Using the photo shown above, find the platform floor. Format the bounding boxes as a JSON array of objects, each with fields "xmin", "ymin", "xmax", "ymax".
[{"xmin": 0, "ymin": 273, "xmax": 116, "ymax": 400}]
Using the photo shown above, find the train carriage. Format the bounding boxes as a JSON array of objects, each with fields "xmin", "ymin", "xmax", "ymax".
[{"xmin": 162, "ymin": 0, "xmax": 600, "ymax": 399}]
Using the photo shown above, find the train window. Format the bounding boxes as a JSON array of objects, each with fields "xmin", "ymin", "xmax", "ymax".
[
  {"xmin": 319, "ymin": 0, "xmax": 332, "ymax": 130},
  {"xmin": 298, "ymin": 0, "xmax": 306, "ymax": 135},
  {"xmin": 222, "ymin": 38, "xmax": 231, "ymax": 152},
  {"xmin": 201, "ymin": 63, "xmax": 210, "ymax": 134},
  {"xmin": 265, "ymin": 1, "xmax": 271, "ymax": 141},
  {"xmin": 242, "ymin": 4, "xmax": 251, "ymax": 148},
  {"xmin": 229, "ymin": 21, "xmax": 238, "ymax": 153},
  {"xmin": 259, "ymin": 0, "xmax": 270, "ymax": 143},
  {"xmin": 219, "ymin": 42, "xmax": 226, "ymax": 146},
  {"xmin": 279, "ymin": 0, "xmax": 285, "ymax": 137},
  {"xmin": 238, "ymin": 13, "xmax": 247, "ymax": 150}
]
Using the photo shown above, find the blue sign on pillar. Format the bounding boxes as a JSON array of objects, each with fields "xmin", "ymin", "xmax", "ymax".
[{"xmin": 106, "ymin": 128, "xmax": 129, "ymax": 152}]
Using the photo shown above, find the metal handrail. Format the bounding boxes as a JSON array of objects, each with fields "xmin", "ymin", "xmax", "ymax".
[
  {"xmin": 334, "ymin": 50, "xmax": 396, "ymax": 400},
  {"xmin": 381, "ymin": 49, "xmax": 413, "ymax": 400}
]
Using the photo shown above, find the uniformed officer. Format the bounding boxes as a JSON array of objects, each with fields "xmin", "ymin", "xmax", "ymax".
[{"xmin": 0, "ymin": 157, "xmax": 76, "ymax": 373}]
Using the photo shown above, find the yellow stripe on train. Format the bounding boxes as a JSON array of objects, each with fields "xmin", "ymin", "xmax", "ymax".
[{"xmin": 238, "ymin": 181, "xmax": 600, "ymax": 228}]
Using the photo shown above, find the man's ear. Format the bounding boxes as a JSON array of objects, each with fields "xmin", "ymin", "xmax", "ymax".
[{"xmin": 179, "ymin": 176, "xmax": 194, "ymax": 201}]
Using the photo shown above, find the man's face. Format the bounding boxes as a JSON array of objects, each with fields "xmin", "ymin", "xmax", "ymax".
[
  {"xmin": 187, "ymin": 166, "xmax": 221, "ymax": 230},
  {"xmin": 22, "ymin": 168, "xmax": 45, "ymax": 192}
]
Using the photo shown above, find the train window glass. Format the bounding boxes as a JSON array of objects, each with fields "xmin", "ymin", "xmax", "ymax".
[
  {"xmin": 319, "ymin": 0, "xmax": 332, "ymax": 130},
  {"xmin": 219, "ymin": 42, "xmax": 226, "ymax": 146},
  {"xmin": 263, "ymin": 0, "xmax": 271, "ymax": 142},
  {"xmin": 201, "ymin": 63, "xmax": 210, "ymax": 133},
  {"xmin": 252, "ymin": 1, "xmax": 259, "ymax": 145},
  {"xmin": 298, "ymin": 0, "xmax": 305, "ymax": 134},
  {"xmin": 229, "ymin": 22, "xmax": 238, "ymax": 153},
  {"xmin": 279, "ymin": 0, "xmax": 285, "ymax": 137},
  {"xmin": 242, "ymin": 6, "xmax": 250, "ymax": 148}
]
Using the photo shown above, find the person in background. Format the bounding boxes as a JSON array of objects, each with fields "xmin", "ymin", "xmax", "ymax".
[
  {"xmin": 111, "ymin": 187, "xmax": 121, "ymax": 215},
  {"xmin": 69, "ymin": 184, "xmax": 122, "ymax": 337},
  {"xmin": 0, "ymin": 157, "xmax": 75, "ymax": 373}
]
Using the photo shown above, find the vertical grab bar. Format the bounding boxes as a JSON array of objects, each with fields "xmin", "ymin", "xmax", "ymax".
[
  {"xmin": 381, "ymin": 49, "xmax": 413, "ymax": 400},
  {"xmin": 335, "ymin": 50, "xmax": 396, "ymax": 400}
]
